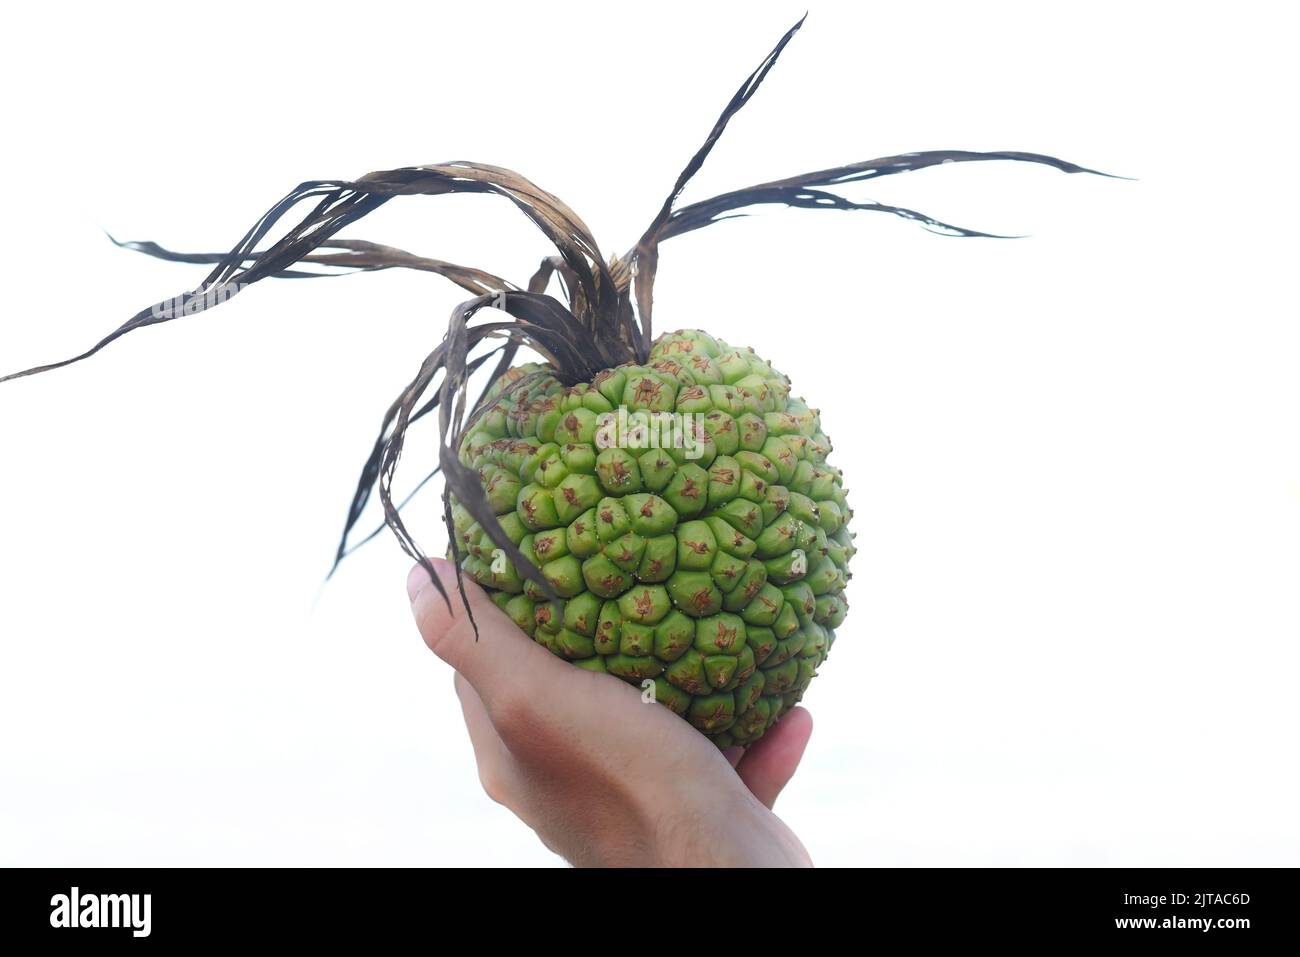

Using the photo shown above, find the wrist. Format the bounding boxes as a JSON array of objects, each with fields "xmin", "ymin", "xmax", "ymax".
[{"xmin": 651, "ymin": 794, "xmax": 812, "ymax": 868}]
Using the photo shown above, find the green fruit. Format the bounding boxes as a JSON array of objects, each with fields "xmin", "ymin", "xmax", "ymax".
[{"xmin": 454, "ymin": 332, "xmax": 851, "ymax": 748}]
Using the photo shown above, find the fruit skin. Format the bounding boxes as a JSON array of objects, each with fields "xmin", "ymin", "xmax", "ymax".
[{"xmin": 452, "ymin": 329, "xmax": 853, "ymax": 748}]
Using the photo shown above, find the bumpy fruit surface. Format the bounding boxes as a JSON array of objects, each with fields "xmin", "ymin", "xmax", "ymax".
[{"xmin": 451, "ymin": 329, "xmax": 854, "ymax": 748}]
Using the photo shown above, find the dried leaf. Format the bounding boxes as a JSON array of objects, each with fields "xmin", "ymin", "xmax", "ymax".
[{"xmin": 0, "ymin": 14, "xmax": 1117, "ymax": 625}]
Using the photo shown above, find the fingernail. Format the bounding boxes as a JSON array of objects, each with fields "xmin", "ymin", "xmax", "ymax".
[{"xmin": 407, "ymin": 562, "xmax": 436, "ymax": 603}]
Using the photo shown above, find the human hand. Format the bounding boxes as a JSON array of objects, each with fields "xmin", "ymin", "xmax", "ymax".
[{"xmin": 409, "ymin": 559, "xmax": 814, "ymax": 867}]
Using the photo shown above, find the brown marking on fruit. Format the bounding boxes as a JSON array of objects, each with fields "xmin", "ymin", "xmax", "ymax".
[
  {"xmin": 689, "ymin": 589, "xmax": 715, "ymax": 612},
  {"xmin": 599, "ymin": 509, "xmax": 614, "ymax": 523},
  {"xmin": 733, "ymin": 532, "xmax": 746, "ymax": 547},
  {"xmin": 602, "ymin": 575, "xmax": 625, "ymax": 591},
  {"xmin": 534, "ymin": 537, "xmax": 554, "ymax": 556},
  {"xmin": 611, "ymin": 461, "xmax": 630, "ymax": 483},
  {"xmin": 680, "ymin": 386, "xmax": 706, "ymax": 402},
  {"xmin": 759, "ymin": 596, "xmax": 778, "ymax": 614},
  {"xmin": 562, "ymin": 487, "xmax": 580, "ymax": 506},
  {"xmin": 680, "ymin": 478, "xmax": 701, "ymax": 500},
  {"xmin": 686, "ymin": 540, "xmax": 710, "ymax": 555},
  {"xmin": 713, "ymin": 468, "xmax": 735, "ymax": 485},
  {"xmin": 572, "ymin": 521, "xmax": 586, "ymax": 536},
  {"xmin": 640, "ymin": 499, "xmax": 655, "ymax": 518},
  {"xmin": 778, "ymin": 523, "xmax": 795, "ymax": 539},
  {"xmin": 633, "ymin": 378, "xmax": 664, "ymax": 406},
  {"xmin": 536, "ymin": 607, "xmax": 553, "ymax": 626},
  {"xmin": 521, "ymin": 498, "xmax": 538, "ymax": 521},
  {"xmin": 716, "ymin": 565, "xmax": 738, "ymax": 581},
  {"xmin": 644, "ymin": 559, "xmax": 662, "ymax": 576},
  {"xmin": 688, "ymin": 355, "xmax": 711, "ymax": 371},
  {"xmin": 633, "ymin": 591, "xmax": 655, "ymax": 618},
  {"xmin": 743, "ymin": 578, "xmax": 764, "ymax": 601},
  {"xmin": 563, "ymin": 413, "xmax": 579, "ymax": 432},
  {"xmin": 700, "ymin": 702, "xmax": 728, "ymax": 725}
]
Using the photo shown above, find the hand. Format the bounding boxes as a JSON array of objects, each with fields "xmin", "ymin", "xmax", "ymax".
[{"xmin": 409, "ymin": 559, "xmax": 814, "ymax": 867}]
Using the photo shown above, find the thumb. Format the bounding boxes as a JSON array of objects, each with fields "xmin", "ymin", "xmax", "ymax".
[
  {"xmin": 735, "ymin": 706, "xmax": 813, "ymax": 810},
  {"xmin": 407, "ymin": 558, "xmax": 563, "ymax": 705}
]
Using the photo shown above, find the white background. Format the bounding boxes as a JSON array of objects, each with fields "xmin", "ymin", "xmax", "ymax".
[{"xmin": 1, "ymin": 0, "xmax": 1296, "ymax": 866}]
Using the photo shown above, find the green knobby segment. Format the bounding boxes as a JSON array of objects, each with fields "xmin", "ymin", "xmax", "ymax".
[
  {"xmin": 606, "ymin": 654, "xmax": 664, "ymax": 681},
  {"xmin": 552, "ymin": 474, "xmax": 602, "ymax": 523},
  {"xmin": 666, "ymin": 570, "xmax": 724, "ymax": 618},
  {"xmin": 581, "ymin": 553, "xmax": 632, "ymax": 598},
  {"xmin": 618, "ymin": 585, "xmax": 672, "ymax": 625},
  {"xmin": 661, "ymin": 464, "xmax": 709, "ymax": 517},
  {"xmin": 623, "ymin": 493, "xmax": 678, "ymax": 536},
  {"xmin": 618, "ymin": 621, "xmax": 655, "ymax": 656},
  {"xmin": 675, "ymin": 520, "xmax": 717, "ymax": 571},
  {"xmin": 637, "ymin": 534, "xmax": 677, "ymax": 582},
  {"xmin": 565, "ymin": 509, "xmax": 600, "ymax": 558},
  {"xmin": 516, "ymin": 484, "xmax": 560, "ymax": 530},
  {"xmin": 722, "ymin": 560, "xmax": 767, "ymax": 613},
  {"xmin": 604, "ymin": 531, "xmax": 646, "ymax": 573},
  {"xmin": 563, "ymin": 591, "xmax": 603, "ymax": 636},
  {"xmin": 595, "ymin": 447, "xmax": 642, "ymax": 495},
  {"xmin": 709, "ymin": 550, "xmax": 748, "ymax": 592},
  {"xmin": 552, "ymin": 408, "xmax": 600, "ymax": 445},
  {"xmin": 452, "ymin": 332, "xmax": 853, "ymax": 749}
]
